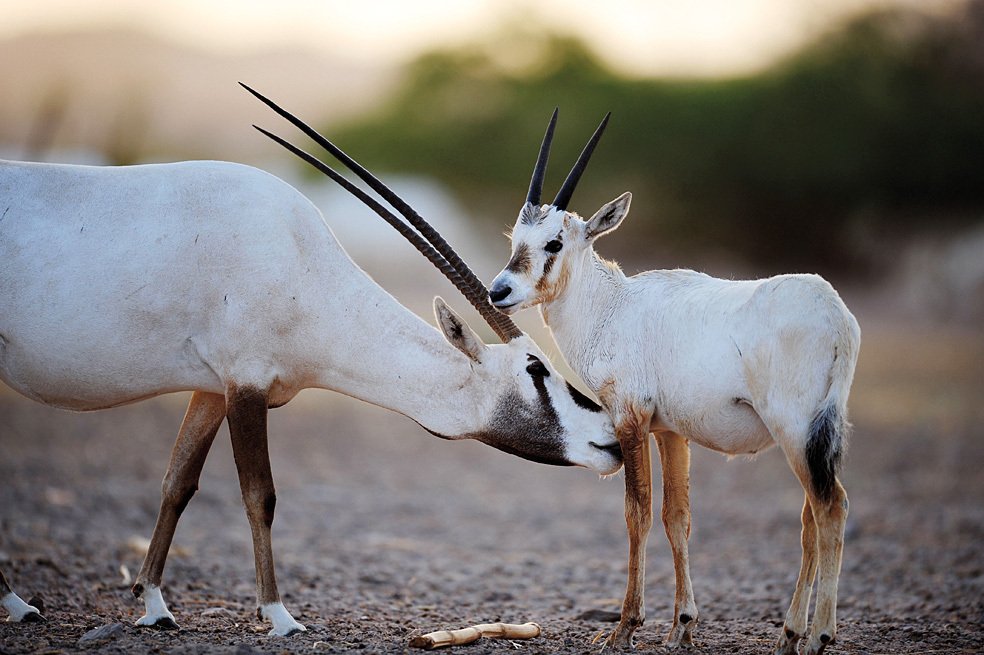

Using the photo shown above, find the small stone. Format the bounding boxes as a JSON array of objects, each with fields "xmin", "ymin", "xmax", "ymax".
[{"xmin": 78, "ymin": 623, "xmax": 125, "ymax": 647}]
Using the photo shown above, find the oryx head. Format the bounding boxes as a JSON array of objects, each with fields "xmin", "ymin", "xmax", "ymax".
[
  {"xmin": 430, "ymin": 296, "xmax": 620, "ymax": 471},
  {"xmin": 489, "ymin": 110, "xmax": 631, "ymax": 314},
  {"xmin": 244, "ymin": 85, "xmax": 622, "ymax": 475}
]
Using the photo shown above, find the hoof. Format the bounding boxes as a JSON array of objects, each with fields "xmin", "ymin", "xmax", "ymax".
[
  {"xmin": 665, "ymin": 613, "xmax": 697, "ymax": 649},
  {"xmin": 602, "ymin": 628, "xmax": 636, "ymax": 651},
  {"xmin": 27, "ymin": 595, "xmax": 46, "ymax": 615},
  {"xmin": 21, "ymin": 610, "xmax": 46, "ymax": 624},
  {"xmin": 260, "ymin": 602, "xmax": 307, "ymax": 637},
  {"xmin": 268, "ymin": 623, "xmax": 307, "ymax": 637},
  {"xmin": 136, "ymin": 616, "xmax": 179, "ymax": 630},
  {"xmin": 774, "ymin": 625, "xmax": 804, "ymax": 655},
  {"xmin": 664, "ymin": 632, "xmax": 695, "ymax": 650},
  {"xmin": 154, "ymin": 616, "xmax": 180, "ymax": 630},
  {"xmin": 804, "ymin": 634, "xmax": 833, "ymax": 655}
]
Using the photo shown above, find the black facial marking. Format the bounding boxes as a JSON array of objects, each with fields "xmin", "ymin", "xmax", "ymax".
[
  {"xmin": 526, "ymin": 354, "xmax": 550, "ymax": 377},
  {"xmin": 530, "ymin": 369, "xmax": 553, "ymax": 409},
  {"xmin": 543, "ymin": 253, "xmax": 556, "ymax": 276},
  {"xmin": 566, "ymin": 381, "xmax": 602, "ymax": 412}
]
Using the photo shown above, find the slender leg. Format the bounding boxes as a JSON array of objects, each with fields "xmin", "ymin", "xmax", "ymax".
[
  {"xmin": 804, "ymin": 480, "xmax": 848, "ymax": 655},
  {"xmin": 605, "ymin": 411, "xmax": 653, "ymax": 650},
  {"xmin": 773, "ymin": 433, "xmax": 849, "ymax": 655},
  {"xmin": 1, "ymin": 568, "xmax": 44, "ymax": 623},
  {"xmin": 774, "ymin": 494, "xmax": 818, "ymax": 655},
  {"xmin": 226, "ymin": 385, "xmax": 305, "ymax": 637},
  {"xmin": 656, "ymin": 432, "xmax": 698, "ymax": 648},
  {"xmin": 133, "ymin": 391, "xmax": 225, "ymax": 629}
]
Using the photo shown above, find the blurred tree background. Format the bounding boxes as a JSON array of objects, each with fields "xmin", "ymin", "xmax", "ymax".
[{"xmin": 324, "ymin": 2, "xmax": 984, "ymax": 277}]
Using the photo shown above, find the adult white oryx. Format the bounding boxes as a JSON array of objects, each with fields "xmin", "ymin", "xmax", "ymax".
[
  {"xmin": 0, "ymin": 107, "xmax": 623, "ymax": 634},
  {"xmin": 486, "ymin": 111, "xmax": 860, "ymax": 655}
]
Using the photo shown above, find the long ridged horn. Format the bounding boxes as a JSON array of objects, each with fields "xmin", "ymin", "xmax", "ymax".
[
  {"xmin": 527, "ymin": 108, "xmax": 558, "ymax": 206},
  {"xmin": 242, "ymin": 84, "xmax": 525, "ymax": 342},
  {"xmin": 551, "ymin": 112, "xmax": 610, "ymax": 211}
]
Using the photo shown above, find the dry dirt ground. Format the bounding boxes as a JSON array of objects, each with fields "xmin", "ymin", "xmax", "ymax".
[{"xmin": 1, "ymin": 316, "xmax": 982, "ymax": 655}]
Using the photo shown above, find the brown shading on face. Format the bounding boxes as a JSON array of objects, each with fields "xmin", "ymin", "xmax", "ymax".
[
  {"xmin": 505, "ymin": 243, "xmax": 532, "ymax": 275},
  {"xmin": 535, "ymin": 255, "xmax": 571, "ymax": 305}
]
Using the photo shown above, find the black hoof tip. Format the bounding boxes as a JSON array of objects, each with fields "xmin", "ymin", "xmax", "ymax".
[
  {"xmin": 283, "ymin": 627, "xmax": 304, "ymax": 637},
  {"xmin": 22, "ymin": 611, "xmax": 46, "ymax": 624},
  {"xmin": 152, "ymin": 617, "xmax": 180, "ymax": 631},
  {"xmin": 27, "ymin": 595, "xmax": 45, "ymax": 615}
]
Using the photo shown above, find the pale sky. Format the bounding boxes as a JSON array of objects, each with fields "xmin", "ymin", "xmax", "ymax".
[{"xmin": 1, "ymin": 0, "xmax": 964, "ymax": 76}]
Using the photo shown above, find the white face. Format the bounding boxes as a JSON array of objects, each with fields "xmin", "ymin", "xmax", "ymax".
[
  {"xmin": 478, "ymin": 335, "xmax": 621, "ymax": 475},
  {"xmin": 488, "ymin": 205, "xmax": 580, "ymax": 315},
  {"xmin": 489, "ymin": 193, "xmax": 631, "ymax": 314}
]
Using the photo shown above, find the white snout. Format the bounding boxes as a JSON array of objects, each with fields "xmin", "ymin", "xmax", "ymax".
[
  {"xmin": 574, "ymin": 438, "xmax": 623, "ymax": 476},
  {"xmin": 488, "ymin": 271, "xmax": 533, "ymax": 315},
  {"xmin": 564, "ymin": 416, "xmax": 622, "ymax": 476}
]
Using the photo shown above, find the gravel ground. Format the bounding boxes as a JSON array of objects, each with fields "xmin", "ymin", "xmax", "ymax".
[{"xmin": 1, "ymin": 320, "xmax": 982, "ymax": 654}]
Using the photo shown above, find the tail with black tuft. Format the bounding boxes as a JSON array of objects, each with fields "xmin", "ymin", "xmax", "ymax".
[{"xmin": 805, "ymin": 403, "xmax": 845, "ymax": 504}]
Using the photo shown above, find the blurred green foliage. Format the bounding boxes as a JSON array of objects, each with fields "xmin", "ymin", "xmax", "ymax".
[{"xmin": 327, "ymin": 4, "xmax": 984, "ymax": 274}]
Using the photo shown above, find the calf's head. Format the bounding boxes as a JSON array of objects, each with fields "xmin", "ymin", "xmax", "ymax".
[{"xmin": 489, "ymin": 110, "xmax": 631, "ymax": 314}]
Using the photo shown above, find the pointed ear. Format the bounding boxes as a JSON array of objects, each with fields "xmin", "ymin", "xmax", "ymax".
[
  {"xmin": 434, "ymin": 297, "xmax": 486, "ymax": 362},
  {"xmin": 585, "ymin": 192, "xmax": 631, "ymax": 241}
]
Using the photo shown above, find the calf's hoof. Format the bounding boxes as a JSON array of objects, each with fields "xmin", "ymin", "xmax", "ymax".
[
  {"xmin": 664, "ymin": 612, "xmax": 697, "ymax": 649},
  {"xmin": 602, "ymin": 622, "xmax": 638, "ymax": 651},
  {"xmin": 774, "ymin": 626, "xmax": 803, "ymax": 655},
  {"xmin": 804, "ymin": 632, "xmax": 833, "ymax": 655}
]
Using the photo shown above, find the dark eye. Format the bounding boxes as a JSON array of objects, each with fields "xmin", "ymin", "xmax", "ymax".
[
  {"xmin": 544, "ymin": 240, "xmax": 563, "ymax": 253},
  {"xmin": 525, "ymin": 358, "xmax": 550, "ymax": 377}
]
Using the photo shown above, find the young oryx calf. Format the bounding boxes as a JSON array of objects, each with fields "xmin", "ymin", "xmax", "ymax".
[
  {"xmin": 0, "ymin": 127, "xmax": 622, "ymax": 634},
  {"xmin": 487, "ymin": 112, "xmax": 861, "ymax": 655}
]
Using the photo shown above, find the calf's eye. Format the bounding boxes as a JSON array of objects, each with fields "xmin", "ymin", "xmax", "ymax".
[{"xmin": 545, "ymin": 240, "xmax": 563, "ymax": 253}]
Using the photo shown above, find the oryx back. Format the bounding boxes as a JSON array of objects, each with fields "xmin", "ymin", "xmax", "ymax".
[{"xmin": 0, "ymin": 160, "xmax": 335, "ymax": 409}]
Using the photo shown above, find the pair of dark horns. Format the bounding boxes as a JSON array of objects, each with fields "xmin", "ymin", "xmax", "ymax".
[
  {"xmin": 241, "ymin": 83, "xmax": 525, "ymax": 343},
  {"xmin": 527, "ymin": 108, "xmax": 610, "ymax": 211}
]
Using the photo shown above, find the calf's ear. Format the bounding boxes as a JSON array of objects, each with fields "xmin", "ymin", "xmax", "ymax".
[{"xmin": 585, "ymin": 192, "xmax": 631, "ymax": 241}]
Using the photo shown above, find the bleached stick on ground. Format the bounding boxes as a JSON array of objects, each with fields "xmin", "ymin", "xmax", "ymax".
[{"xmin": 409, "ymin": 622, "xmax": 541, "ymax": 649}]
